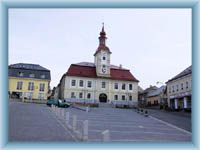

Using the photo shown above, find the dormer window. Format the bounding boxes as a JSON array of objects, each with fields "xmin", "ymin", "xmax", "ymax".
[
  {"xmin": 29, "ymin": 74, "xmax": 35, "ymax": 78},
  {"xmin": 18, "ymin": 72, "xmax": 23, "ymax": 77},
  {"xmin": 40, "ymin": 75, "xmax": 45, "ymax": 79}
]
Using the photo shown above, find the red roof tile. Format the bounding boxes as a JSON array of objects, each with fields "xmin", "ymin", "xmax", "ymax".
[{"xmin": 66, "ymin": 64, "xmax": 139, "ymax": 82}]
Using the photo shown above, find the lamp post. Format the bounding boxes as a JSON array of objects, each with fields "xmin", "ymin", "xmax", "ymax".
[{"xmin": 156, "ymin": 81, "xmax": 166, "ymax": 109}]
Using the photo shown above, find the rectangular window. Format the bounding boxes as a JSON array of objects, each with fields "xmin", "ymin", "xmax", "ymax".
[
  {"xmin": 71, "ymin": 92, "xmax": 75, "ymax": 98},
  {"xmin": 71, "ymin": 80, "xmax": 76, "ymax": 86},
  {"xmin": 87, "ymin": 93, "xmax": 91, "ymax": 99},
  {"xmin": 176, "ymin": 85, "xmax": 179, "ymax": 91},
  {"xmin": 172, "ymin": 86, "xmax": 174, "ymax": 92},
  {"xmin": 79, "ymin": 80, "xmax": 84, "ymax": 87},
  {"xmin": 122, "ymin": 83, "xmax": 126, "ymax": 90},
  {"xmin": 129, "ymin": 84, "xmax": 132, "ymax": 90},
  {"xmin": 38, "ymin": 93, "xmax": 44, "ymax": 100},
  {"xmin": 186, "ymin": 81, "xmax": 189, "ymax": 89},
  {"xmin": 169, "ymin": 87, "xmax": 171, "ymax": 93},
  {"xmin": 102, "ymin": 82, "xmax": 106, "ymax": 88},
  {"xmin": 181, "ymin": 83, "xmax": 184, "ymax": 90},
  {"xmin": 16, "ymin": 81, "xmax": 23, "ymax": 90},
  {"xmin": 114, "ymin": 83, "xmax": 118, "ymax": 90},
  {"xmin": 122, "ymin": 95, "xmax": 126, "ymax": 100},
  {"xmin": 87, "ymin": 81, "xmax": 92, "ymax": 88},
  {"xmin": 129, "ymin": 96, "xmax": 132, "ymax": 101},
  {"xmin": 114, "ymin": 95, "xmax": 118, "ymax": 100},
  {"xmin": 79, "ymin": 92, "xmax": 83, "ymax": 98},
  {"xmin": 28, "ymin": 82, "xmax": 34, "ymax": 91},
  {"xmin": 39, "ymin": 83, "xmax": 45, "ymax": 92}
]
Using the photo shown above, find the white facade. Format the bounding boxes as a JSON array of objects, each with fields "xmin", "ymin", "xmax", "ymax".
[
  {"xmin": 58, "ymin": 25, "xmax": 139, "ymax": 105},
  {"xmin": 166, "ymin": 68, "xmax": 192, "ymax": 110},
  {"xmin": 62, "ymin": 76, "xmax": 138, "ymax": 104}
]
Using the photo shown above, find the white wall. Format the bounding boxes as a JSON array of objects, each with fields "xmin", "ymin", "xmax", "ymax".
[{"xmin": 63, "ymin": 76, "xmax": 138, "ymax": 103}]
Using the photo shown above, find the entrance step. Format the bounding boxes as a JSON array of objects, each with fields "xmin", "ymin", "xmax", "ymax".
[{"xmin": 99, "ymin": 103, "xmax": 112, "ymax": 108}]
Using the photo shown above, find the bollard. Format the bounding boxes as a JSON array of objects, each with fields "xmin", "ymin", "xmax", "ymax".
[
  {"xmin": 86, "ymin": 106, "xmax": 90, "ymax": 112},
  {"xmin": 82, "ymin": 120, "xmax": 88, "ymax": 141},
  {"xmin": 53, "ymin": 105, "xmax": 56, "ymax": 112},
  {"xmin": 144, "ymin": 110, "xmax": 149, "ymax": 117},
  {"xmin": 22, "ymin": 96, "xmax": 25, "ymax": 103},
  {"xmin": 72, "ymin": 115, "xmax": 77, "ymax": 131},
  {"xmin": 59, "ymin": 108, "xmax": 62, "ymax": 118},
  {"xmin": 140, "ymin": 109, "xmax": 144, "ymax": 115},
  {"xmin": 55, "ymin": 106, "xmax": 58, "ymax": 115},
  {"xmin": 102, "ymin": 130, "xmax": 110, "ymax": 142},
  {"xmin": 65, "ymin": 112, "xmax": 70, "ymax": 124},
  {"xmin": 61, "ymin": 109, "xmax": 65, "ymax": 119}
]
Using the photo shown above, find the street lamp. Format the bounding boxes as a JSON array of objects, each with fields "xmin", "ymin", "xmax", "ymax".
[{"xmin": 156, "ymin": 81, "xmax": 166, "ymax": 109}]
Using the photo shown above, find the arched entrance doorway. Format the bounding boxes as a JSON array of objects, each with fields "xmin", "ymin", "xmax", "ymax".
[{"xmin": 99, "ymin": 93, "xmax": 107, "ymax": 103}]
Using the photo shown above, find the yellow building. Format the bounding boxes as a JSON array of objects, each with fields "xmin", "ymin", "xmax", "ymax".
[{"xmin": 9, "ymin": 63, "xmax": 51, "ymax": 101}]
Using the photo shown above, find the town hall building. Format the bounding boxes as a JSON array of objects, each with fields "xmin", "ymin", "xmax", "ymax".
[{"xmin": 56, "ymin": 25, "xmax": 139, "ymax": 105}]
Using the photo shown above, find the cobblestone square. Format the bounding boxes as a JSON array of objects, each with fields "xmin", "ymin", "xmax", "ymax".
[{"xmin": 9, "ymin": 100, "xmax": 191, "ymax": 142}]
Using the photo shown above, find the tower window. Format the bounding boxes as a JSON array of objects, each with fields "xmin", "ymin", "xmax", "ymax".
[{"xmin": 103, "ymin": 56, "xmax": 106, "ymax": 60}]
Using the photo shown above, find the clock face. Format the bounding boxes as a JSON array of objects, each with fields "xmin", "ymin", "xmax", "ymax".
[{"xmin": 102, "ymin": 66, "xmax": 106, "ymax": 73}]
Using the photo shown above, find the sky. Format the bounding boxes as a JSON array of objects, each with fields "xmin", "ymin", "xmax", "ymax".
[{"xmin": 9, "ymin": 8, "xmax": 192, "ymax": 89}]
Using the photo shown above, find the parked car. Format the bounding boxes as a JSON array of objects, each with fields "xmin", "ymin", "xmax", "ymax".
[{"xmin": 46, "ymin": 99, "xmax": 71, "ymax": 108}]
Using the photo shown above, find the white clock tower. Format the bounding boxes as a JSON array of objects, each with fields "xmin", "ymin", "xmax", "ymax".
[{"xmin": 94, "ymin": 24, "xmax": 112, "ymax": 77}]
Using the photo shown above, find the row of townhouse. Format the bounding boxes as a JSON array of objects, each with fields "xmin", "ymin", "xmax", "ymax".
[
  {"xmin": 139, "ymin": 66, "xmax": 192, "ymax": 111},
  {"xmin": 8, "ymin": 25, "xmax": 191, "ymax": 110}
]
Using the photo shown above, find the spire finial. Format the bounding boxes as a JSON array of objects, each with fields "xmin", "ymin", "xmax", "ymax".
[{"xmin": 102, "ymin": 22, "xmax": 104, "ymax": 32}]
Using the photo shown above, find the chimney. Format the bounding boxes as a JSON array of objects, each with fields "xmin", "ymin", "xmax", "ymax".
[{"xmin": 119, "ymin": 64, "xmax": 122, "ymax": 69}]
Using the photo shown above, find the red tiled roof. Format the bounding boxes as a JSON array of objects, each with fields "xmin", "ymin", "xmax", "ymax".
[{"xmin": 66, "ymin": 64, "xmax": 139, "ymax": 82}]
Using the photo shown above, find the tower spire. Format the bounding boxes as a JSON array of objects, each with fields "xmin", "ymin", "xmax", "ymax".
[
  {"xmin": 99, "ymin": 23, "xmax": 106, "ymax": 46},
  {"xmin": 94, "ymin": 23, "xmax": 111, "ymax": 56}
]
